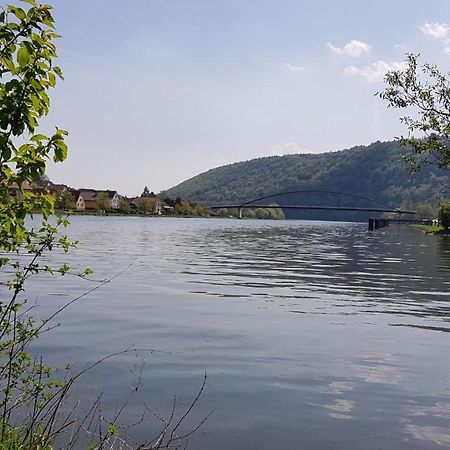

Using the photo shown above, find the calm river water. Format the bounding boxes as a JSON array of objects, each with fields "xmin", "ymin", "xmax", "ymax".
[{"xmin": 27, "ymin": 217, "xmax": 450, "ymax": 449}]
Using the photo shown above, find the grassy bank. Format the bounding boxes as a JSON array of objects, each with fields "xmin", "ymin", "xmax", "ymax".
[{"xmin": 414, "ymin": 224, "xmax": 449, "ymax": 234}]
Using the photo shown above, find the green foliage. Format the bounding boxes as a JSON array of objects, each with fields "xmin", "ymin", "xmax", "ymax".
[
  {"xmin": 0, "ymin": 1, "xmax": 77, "ymax": 446},
  {"xmin": 174, "ymin": 199, "xmax": 210, "ymax": 216},
  {"xmin": 415, "ymin": 224, "xmax": 446, "ymax": 234},
  {"xmin": 245, "ymin": 207, "xmax": 284, "ymax": 219},
  {"xmin": 95, "ymin": 191, "xmax": 110, "ymax": 211},
  {"xmin": 0, "ymin": 0, "xmax": 69, "ymax": 234},
  {"xmin": 438, "ymin": 201, "xmax": 450, "ymax": 229},
  {"xmin": 55, "ymin": 189, "xmax": 75, "ymax": 210},
  {"xmin": 137, "ymin": 197, "xmax": 150, "ymax": 212},
  {"xmin": 212, "ymin": 207, "xmax": 284, "ymax": 219},
  {"xmin": 118, "ymin": 197, "xmax": 130, "ymax": 211},
  {"xmin": 379, "ymin": 53, "xmax": 450, "ymax": 172},
  {"xmin": 414, "ymin": 203, "xmax": 438, "ymax": 220},
  {"xmin": 0, "ymin": 423, "xmax": 52, "ymax": 450}
]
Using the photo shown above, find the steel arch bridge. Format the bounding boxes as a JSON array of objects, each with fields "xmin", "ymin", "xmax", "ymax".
[{"xmin": 207, "ymin": 189, "xmax": 416, "ymax": 219}]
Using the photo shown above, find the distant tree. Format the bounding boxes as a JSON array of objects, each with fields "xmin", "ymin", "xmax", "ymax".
[
  {"xmin": 193, "ymin": 204, "xmax": 210, "ymax": 216},
  {"xmin": 96, "ymin": 191, "xmax": 110, "ymax": 211},
  {"xmin": 173, "ymin": 199, "xmax": 210, "ymax": 216},
  {"xmin": 254, "ymin": 207, "xmax": 284, "ymax": 220},
  {"xmin": 415, "ymin": 203, "xmax": 438, "ymax": 220},
  {"xmin": 55, "ymin": 190, "xmax": 75, "ymax": 210},
  {"xmin": 138, "ymin": 197, "xmax": 150, "ymax": 213},
  {"xmin": 255, "ymin": 208, "xmax": 269, "ymax": 219},
  {"xmin": 439, "ymin": 201, "xmax": 450, "ymax": 229},
  {"xmin": 217, "ymin": 208, "xmax": 229, "ymax": 217},
  {"xmin": 174, "ymin": 200, "xmax": 191, "ymax": 215},
  {"xmin": 379, "ymin": 53, "xmax": 450, "ymax": 172},
  {"xmin": 163, "ymin": 196, "xmax": 176, "ymax": 207},
  {"xmin": 269, "ymin": 205, "xmax": 285, "ymax": 220},
  {"xmin": 243, "ymin": 209, "xmax": 256, "ymax": 219},
  {"xmin": 142, "ymin": 186, "xmax": 151, "ymax": 197},
  {"xmin": 119, "ymin": 198, "xmax": 130, "ymax": 211}
]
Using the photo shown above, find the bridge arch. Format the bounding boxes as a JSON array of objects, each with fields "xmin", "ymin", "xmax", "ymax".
[
  {"xmin": 239, "ymin": 189, "xmax": 400, "ymax": 211},
  {"xmin": 208, "ymin": 189, "xmax": 416, "ymax": 218}
]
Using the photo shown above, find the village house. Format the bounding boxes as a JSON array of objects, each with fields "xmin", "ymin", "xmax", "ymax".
[
  {"xmin": 130, "ymin": 196, "xmax": 162, "ymax": 214},
  {"xmin": 75, "ymin": 190, "xmax": 96, "ymax": 211},
  {"xmin": 75, "ymin": 189, "xmax": 120, "ymax": 211},
  {"xmin": 9, "ymin": 180, "xmax": 173, "ymax": 217},
  {"xmin": 47, "ymin": 183, "xmax": 72, "ymax": 196},
  {"xmin": 105, "ymin": 190, "xmax": 120, "ymax": 209},
  {"xmin": 32, "ymin": 179, "xmax": 69, "ymax": 195},
  {"xmin": 9, "ymin": 180, "xmax": 124, "ymax": 213}
]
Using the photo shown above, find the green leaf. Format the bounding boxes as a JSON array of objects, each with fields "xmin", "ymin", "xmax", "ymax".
[
  {"xmin": 7, "ymin": 22, "xmax": 20, "ymax": 30},
  {"xmin": 53, "ymin": 139, "xmax": 68, "ymax": 162},
  {"xmin": 8, "ymin": 6, "xmax": 26, "ymax": 20},
  {"xmin": 53, "ymin": 66, "xmax": 64, "ymax": 79},
  {"xmin": 48, "ymin": 72, "xmax": 56, "ymax": 87},
  {"xmin": 2, "ymin": 146, "xmax": 12, "ymax": 161},
  {"xmin": 31, "ymin": 134, "xmax": 48, "ymax": 143},
  {"xmin": 17, "ymin": 46, "xmax": 30, "ymax": 67}
]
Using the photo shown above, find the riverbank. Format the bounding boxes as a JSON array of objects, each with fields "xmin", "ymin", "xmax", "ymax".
[
  {"xmin": 57, "ymin": 210, "xmax": 212, "ymax": 219},
  {"xmin": 414, "ymin": 224, "xmax": 449, "ymax": 234},
  {"xmin": 55, "ymin": 210, "xmax": 284, "ymax": 220}
]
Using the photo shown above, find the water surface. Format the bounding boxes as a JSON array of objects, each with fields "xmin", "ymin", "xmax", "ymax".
[{"xmin": 26, "ymin": 217, "xmax": 450, "ymax": 449}]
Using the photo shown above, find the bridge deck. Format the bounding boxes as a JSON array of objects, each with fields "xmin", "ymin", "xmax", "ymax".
[{"xmin": 209, "ymin": 205, "xmax": 415, "ymax": 214}]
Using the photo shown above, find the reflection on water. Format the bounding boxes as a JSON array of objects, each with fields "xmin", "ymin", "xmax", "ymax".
[{"xmin": 15, "ymin": 217, "xmax": 450, "ymax": 449}]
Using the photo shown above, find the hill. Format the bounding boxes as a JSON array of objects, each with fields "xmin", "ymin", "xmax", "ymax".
[{"xmin": 164, "ymin": 140, "xmax": 450, "ymax": 220}]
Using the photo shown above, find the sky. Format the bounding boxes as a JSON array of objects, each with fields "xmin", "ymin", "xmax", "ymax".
[{"xmin": 41, "ymin": 0, "xmax": 450, "ymax": 196}]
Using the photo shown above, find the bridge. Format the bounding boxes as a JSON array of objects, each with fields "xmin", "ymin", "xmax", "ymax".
[{"xmin": 208, "ymin": 190, "xmax": 416, "ymax": 220}]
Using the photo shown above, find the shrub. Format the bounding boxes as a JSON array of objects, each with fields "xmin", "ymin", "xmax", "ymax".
[{"xmin": 438, "ymin": 201, "xmax": 450, "ymax": 229}]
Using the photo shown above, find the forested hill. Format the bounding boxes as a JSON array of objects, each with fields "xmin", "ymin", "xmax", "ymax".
[{"xmin": 165, "ymin": 140, "xmax": 449, "ymax": 216}]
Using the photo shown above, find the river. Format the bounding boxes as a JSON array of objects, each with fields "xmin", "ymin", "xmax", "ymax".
[{"xmin": 26, "ymin": 217, "xmax": 450, "ymax": 449}]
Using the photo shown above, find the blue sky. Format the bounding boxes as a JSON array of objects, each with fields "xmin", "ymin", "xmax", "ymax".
[{"xmin": 43, "ymin": 0, "xmax": 450, "ymax": 195}]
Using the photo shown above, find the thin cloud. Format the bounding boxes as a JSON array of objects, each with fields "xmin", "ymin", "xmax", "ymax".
[
  {"xmin": 420, "ymin": 22, "xmax": 450, "ymax": 54},
  {"xmin": 283, "ymin": 63, "xmax": 306, "ymax": 72},
  {"xmin": 344, "ymin": 66, "xmax": 360, "ymax": 76},
  {"xmin": 420, "ymin": 22, "xmax": 450, "ymax": 39},
  {"xmin": 327, "ymin": 40, "xmax": 372, "ymax": 57},
  {"xmin": 344, "ymin": 60, "xmax": 406, "ymax": 83}
]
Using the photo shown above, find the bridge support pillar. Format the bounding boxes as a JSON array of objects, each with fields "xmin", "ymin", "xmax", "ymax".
[
  {"xmin": 369, "ymin": 218, "xmax": 390, "ymax": 231},
  {"xmin": 238, "ymin": 207, "xmax": 243, "ymax": 219}
]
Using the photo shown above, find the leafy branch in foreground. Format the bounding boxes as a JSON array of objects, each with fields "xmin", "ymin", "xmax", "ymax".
[
  {"xmin": 0, "ymin": 0, "xmax": 75, "ymax": 446},
  {"xmin": 379, "ymin": 53, "xmax": 450, "ymax": 173}
]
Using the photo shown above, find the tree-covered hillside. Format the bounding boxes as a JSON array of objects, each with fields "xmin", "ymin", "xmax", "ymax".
[{"xmin": 166, "ymin": 141, "xmax": 449, "ymax": 215}]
